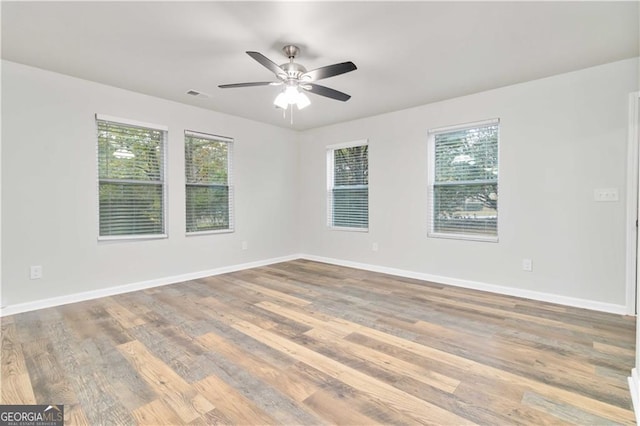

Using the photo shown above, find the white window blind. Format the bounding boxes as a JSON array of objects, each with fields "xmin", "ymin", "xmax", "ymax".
[
  {"xmin": 327, "ymin": 141, "xmax": 369, "ymax": 230},
  {"xmin": 428, "ymin": 119, "xmax": 499, "ymax": 241},
  {"xmin": 97, "ymin": 116, "xmax": 167, "ymax": 239},
  {"xmin": 185, "ymin": 130, "xmax": 234, "ymax": 234}
]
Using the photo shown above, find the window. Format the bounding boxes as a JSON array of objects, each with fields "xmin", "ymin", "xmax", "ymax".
[
  {"xmin": 428, "ymin": 119, "xmax": 499, "ymax": 241},
  {"xmin": 97, "ymin": 115, "xmax": 167, "ymax": 239},
  {"xmin": 327, "ymin": 140, "xmax": 369, "ymax": 230},
  {"xmin": 185, "ymin": 131, "xmax": 233, "ymax": 234}
]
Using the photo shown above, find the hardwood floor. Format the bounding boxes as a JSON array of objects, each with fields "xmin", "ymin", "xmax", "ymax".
[{"xmin": 1, "ymin": 259, "xmax": 636, "ymax": 425}]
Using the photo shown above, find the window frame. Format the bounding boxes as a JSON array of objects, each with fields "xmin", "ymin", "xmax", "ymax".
[
  {"xmin": 96, "ymin": 114, "xmax": 168, "ymax": 241},
  {"xmin": 427, "ymin": 118, "xmax": 499, "ymax": 242},
  {"xmin": 184, "ymin": 130, "xmax": 234, "ymax": 236},
  {"xmin": 326, "ymin": 139, "xmax": 369, "ymax": 232}
]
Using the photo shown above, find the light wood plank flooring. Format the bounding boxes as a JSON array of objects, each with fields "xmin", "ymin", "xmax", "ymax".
[{"xmin": 1, "ymin": 259, "xmax": 636, "ymax": 425}]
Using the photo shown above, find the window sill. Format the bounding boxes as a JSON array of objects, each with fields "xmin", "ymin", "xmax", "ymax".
[
  {"xmin": 428, "ymin": 232, "xmax": 498, "ymax": 243},
  {"xmin": 328, "ymin": 226, "xmax": 369, "ymax": 233},
  {"xmin": 98, "ymin": 234, "xmax": 168, "ymax": 242},
  {"xmin": 186, "ymin": 229, "xmax": 234, "ymax": 237}
]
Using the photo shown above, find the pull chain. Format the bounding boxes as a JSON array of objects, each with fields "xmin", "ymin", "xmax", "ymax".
[{"xmin": 279, "ymin": 104, "xmax": 295, "ymax": 126}]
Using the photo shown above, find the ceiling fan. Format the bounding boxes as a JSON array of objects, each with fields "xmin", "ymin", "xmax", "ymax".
[{"xmin": 218, "ymin": 45, "xmax": 357, "ymax": 110}]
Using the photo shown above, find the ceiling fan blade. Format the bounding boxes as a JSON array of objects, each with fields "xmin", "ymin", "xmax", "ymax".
[
  {"xmin": 246, "ymin": 51, "xmax": 287, "ymax": 79},
  {"xmin": 218, "ymin": 81, "xmax": 281, "ymax": 88},
  {"xmin": 301, "ymin": 62, "xmax": 357, "ymax": 82},
  {"xmin": 302, "ymin": 83, "xmax": 351, "ymax": 101}
]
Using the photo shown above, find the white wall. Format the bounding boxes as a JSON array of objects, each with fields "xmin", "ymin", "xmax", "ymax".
[
  {"xmin": 298, "ymin": 58, "xmax": 639, "ymax": 310},
  {"xmin": 1, "ymin": 60, "xmax": 299, "ymax": 308},
  {"xmin": 3, "ymin": 58, "xmax": 638, "ymax": 313}
]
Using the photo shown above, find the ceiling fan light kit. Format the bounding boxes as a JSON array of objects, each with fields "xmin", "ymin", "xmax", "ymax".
[
  {"xmin": 219, "ymin": 45, "xmax": 356, "ymax": 116},
  {"xmin": 274, "ymin": 86, "xmax": 311, "ymax": 110}
]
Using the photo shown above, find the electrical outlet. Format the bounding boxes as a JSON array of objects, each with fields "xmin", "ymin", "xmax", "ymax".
[
  {"xmin": 241, "ymin": 241, "xmax": 248, "ymax": 250},
  {"xmin": 372, "ymin": 242, "xmax": 379, "ymax": 252},
  {"xmin": 594, "ymin": 188, "xmax": 619, "ymax": 202},
  {"xmin": 522, "ymin": 259, "xmax": 532, "ymax": 272},
  {"xmin": 30, "ymin": 265, "xmax": 43, "ymax": 280}
]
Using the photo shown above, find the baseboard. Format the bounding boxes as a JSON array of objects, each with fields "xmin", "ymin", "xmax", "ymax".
[
  {"xmin": 299, "ymin": 254, "xmax": 628, "ymax": 315},
  {"xmin": 0, "ymin": 254, "xmax": 300, "ymax": 317},
  {"xmin": 1, "ymin": 252, "xmax": 628, "ymax": 317},
  {"xmin": 629, "ymin": 368, "xmax": 640, "ymax": 424}
]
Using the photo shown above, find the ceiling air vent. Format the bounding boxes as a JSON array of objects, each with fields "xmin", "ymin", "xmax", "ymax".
[{"xmin": 186, "ymin": 90, "xmax": 211, "ymax": 98}]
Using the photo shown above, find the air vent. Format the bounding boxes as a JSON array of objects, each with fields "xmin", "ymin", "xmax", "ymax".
[{"xmin": 186, "ymin": 89, "xmax": 211, "ymax": 98}]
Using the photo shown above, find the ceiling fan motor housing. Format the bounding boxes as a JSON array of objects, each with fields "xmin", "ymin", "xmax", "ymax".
[{"xmin": 281, "ymin": 62, "xmax": 307, "ymax": 80}]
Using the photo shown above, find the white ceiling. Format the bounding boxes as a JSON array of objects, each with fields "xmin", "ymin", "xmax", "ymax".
[{"xmin": 2, "ymin": 1, "xmax": 638, "ymax": 131}]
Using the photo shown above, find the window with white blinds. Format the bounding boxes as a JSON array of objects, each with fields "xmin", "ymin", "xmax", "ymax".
[
  {"xmin": 185, "ymin": 131, "xmax": 234, "ymax": 234},
  {"xmin": 428, "ymin": 119, "xmax": 499, "ymax": 241},
  {"xmin": 96, "ymin": 115, "xmax": 167, "ymax": 239},
  {"xmin": 327, "ymin": 140, "xmax": 369, "ymax": 230}
]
